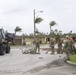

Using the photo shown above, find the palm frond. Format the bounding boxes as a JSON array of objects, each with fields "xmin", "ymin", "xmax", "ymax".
[
  {"xmin": 35, "ymin": 17, "xmax": 43, "ymax": 24},
  {"xmin": 15, "ymin": 26, "xmax": 22, "ymax": 32},
  {"xmin": 49, "ymin": 21, "xmax": 56, "ymax": 26}
]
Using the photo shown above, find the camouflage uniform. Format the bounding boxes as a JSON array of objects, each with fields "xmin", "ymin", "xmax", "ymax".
[
  {"xmin": 50, "ymin": 39, "xmax": 55, "ymax": 54},
  {"xmin": 35, "ymin": 40, "xmax": 40, "ymax": 53},
  {"xmin": 64, "ymin": 36, "xmax": 72, "ymax": 60},
  {"xmin": 45, "ymin": 39, "xmax": 55, "ymax": 54},
  {"xmin": 57, "ymin": 39, "xmax": 63, "ymax": 54}
]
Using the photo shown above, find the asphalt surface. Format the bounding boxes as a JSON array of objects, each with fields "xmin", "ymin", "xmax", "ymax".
[{"xmin": 0, "ymin": 45, "xmax": 76, "ymax": 75}]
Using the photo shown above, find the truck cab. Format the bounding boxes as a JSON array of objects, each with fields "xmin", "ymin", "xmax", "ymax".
[{"xmin": 0, "ymin": 29, "xmax": 15, "ymax": 55}]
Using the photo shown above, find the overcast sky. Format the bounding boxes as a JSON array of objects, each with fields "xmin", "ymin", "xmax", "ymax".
[{"xmin": 0, "ymin": 0, "xmax": 76, "ymax": 35}]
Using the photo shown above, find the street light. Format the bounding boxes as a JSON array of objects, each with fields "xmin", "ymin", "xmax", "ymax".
[{"xmin": 33, "ymin": 9, "xmax": 43, "ymax": 43}]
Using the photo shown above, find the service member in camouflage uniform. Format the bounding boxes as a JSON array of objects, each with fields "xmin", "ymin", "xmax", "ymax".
[
  {"xmin": 45, "ymin": 38, "xmax": 55, "ymax": 54},
  {"xmin": 64, "ymin": 36, "xmax": 72, "ymax": 60},
  {"xmin": 50, "ymin": 39, "xmax": 55, "ymax": 54},
  {"xmin": 35, "ymin": 39, "xmax": 40, "ymax": 53},
  {"xmin": 57, "ymin": 38, "xmax": 63, "ymax": 54}
]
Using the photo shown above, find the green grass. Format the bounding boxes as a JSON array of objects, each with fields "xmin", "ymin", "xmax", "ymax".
[{"xmin": 70, "ymin": 54, "xmax": 76, "ymax": 63}]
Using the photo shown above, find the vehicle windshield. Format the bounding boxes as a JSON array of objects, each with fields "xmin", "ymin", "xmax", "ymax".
[{"xmin": 0, "ymin": 29, "xmax": 5, "ymax": 38}]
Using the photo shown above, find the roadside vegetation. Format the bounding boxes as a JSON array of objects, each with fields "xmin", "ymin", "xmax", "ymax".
[{"xmin": 70, "ymin": 54, "xmax": 76, "ymax": 63}]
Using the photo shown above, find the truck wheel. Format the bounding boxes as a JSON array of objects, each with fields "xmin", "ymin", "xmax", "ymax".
[
  {"xmin": 0, "ymin": 44, "xmax": 6, "ymax": 55},
  {"xmin": 6, "ymin": 45, "xmax": 10, "ymax": 53}
]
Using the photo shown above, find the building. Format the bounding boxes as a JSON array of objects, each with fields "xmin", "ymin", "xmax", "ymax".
[{"xmin": 14, "ymin": 35, "xmax": 50, "ymax": 45}]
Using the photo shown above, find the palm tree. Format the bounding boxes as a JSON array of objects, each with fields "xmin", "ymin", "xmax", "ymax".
[
  {"xmin": 14, "ymin": 26, "xmax": 22, "ymax": 35},
  {"xmin": 49, "ymin": 21, "xmax": 56, "ymax": 35},
  {"xmin": 35, "ymin": 17, "xmax": 43, "ymax": 24},
  {"xmin": 34, "ymin": 17, "xmax": 43, "ymax": 36}
]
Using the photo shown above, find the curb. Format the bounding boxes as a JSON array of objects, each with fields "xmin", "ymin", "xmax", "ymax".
[{"xmin": 66, "ymin": 61, "xmax": 76, "ymax": 66}]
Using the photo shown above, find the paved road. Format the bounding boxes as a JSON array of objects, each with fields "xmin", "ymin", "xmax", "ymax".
[{"xmin": 0, "ymin": 45, "xmax": 76, "ymax": 75}]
